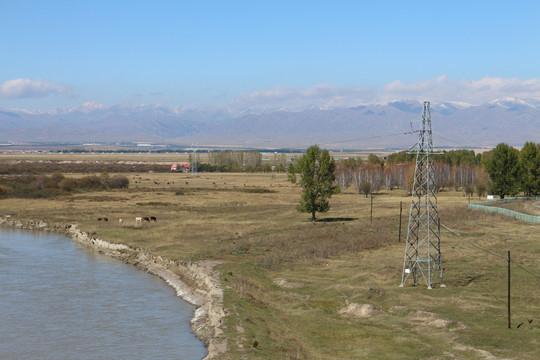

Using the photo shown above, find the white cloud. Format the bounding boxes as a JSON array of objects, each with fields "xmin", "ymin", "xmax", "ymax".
[
  {"xmin": 224, "ymin": 76, "xmax": 540, "ymax": 113},
  {"xmin": 227, "ymin": 83, "xmax": 378, "ymax": 113},
  {"xmin": 0, "ymin": 78, "xmax": 72, "ymax": 99},
  {"xmin": 381, "ymin": 76, "xmax": 540, "ymax": 104}
]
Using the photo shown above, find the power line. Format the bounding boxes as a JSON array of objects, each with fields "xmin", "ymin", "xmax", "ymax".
[
  {"xmin": 432, "ymin": 134, "xmax": 482, "ymax": 149},
  {"xmin": 324, "ymin": 130, "xmax": 417, "ymax": 146},
  {"xmin": 513, "ymin": 261, "xmax": 540, "ymax": 280},
  {"xmin": 441, "ymin": 223, "xmax": 540, "ymax": 280}
]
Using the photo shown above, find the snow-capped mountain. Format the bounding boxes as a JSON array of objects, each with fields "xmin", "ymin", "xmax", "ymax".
[{"xmin": 0, "ymin": 98, "xmax": 538, "ymax": 149}]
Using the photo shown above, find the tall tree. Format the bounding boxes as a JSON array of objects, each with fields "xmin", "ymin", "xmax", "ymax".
[
  {"xmin": 519, "ymin": 141, "xmax": 540, "ymax": 196},
  {"xmin": 288, "ymin": 145, "xmax": 338, "ymax": 221},
  {"xmin": 483, "ymin": 143, "xmax": 520, "ymax": 199},
  {"xmin": 367, "ymin": 153, "xmax": 384, "ymax": 167}
]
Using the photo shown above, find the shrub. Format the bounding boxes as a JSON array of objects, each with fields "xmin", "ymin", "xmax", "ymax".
[
  {"xmin": 58, "ymin": 178, "xmax": 79, "ymax": 191},
  {"xmin": 108, "ymin": 175, "xmax": 129, "ymax": 189},
  {"xmin": 359, "ymin": 182, "xmax": 372, "ymax": 197},
  {"xmin": 476, "ymin": 183, "xmax": 487, "ymax": 199},
  {"xmin": 0, "ymin": 184, "xmax": 13, "ymax": 195},
  {"xmin": 51, "ymin": 172, "xmax": 65, "ymax": 183},
  {"xmin": 78, "ymin": 175, "xmax": 105, "ymax": 190},
  {"xmin": 464, "ymin": 184, "xmax": 474, "ymax": 197}
]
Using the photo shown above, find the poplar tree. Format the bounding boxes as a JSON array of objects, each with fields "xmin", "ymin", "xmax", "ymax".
[
  {"xmin": 519, "ymin": 141, "xmax": 540, "ymax": 196},
  {"xmin": 483, "ymin": 143, "xmax": 520, "ymax": 199},
  {"xmin": 288, "ymin": 145, "xmax": 338, "ymax": 221}
]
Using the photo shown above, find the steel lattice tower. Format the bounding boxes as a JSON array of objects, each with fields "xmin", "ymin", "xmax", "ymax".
[
  {"xmin": 400, "ymin": 101, "xmax": 444, "ymax": 289},
  {"xmin": 191, "ymin": 144, "xmax": 198, "ymax": 177}
]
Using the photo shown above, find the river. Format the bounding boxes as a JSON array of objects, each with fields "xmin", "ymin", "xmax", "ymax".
[{"xmin": 0, "ymin": 229, "xmax": 207, "ymax": 359}]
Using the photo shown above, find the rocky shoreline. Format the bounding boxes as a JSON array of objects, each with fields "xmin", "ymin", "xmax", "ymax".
[{"xmin": 0, "ymin": 217, "xmax": 226, "ymax": 359}]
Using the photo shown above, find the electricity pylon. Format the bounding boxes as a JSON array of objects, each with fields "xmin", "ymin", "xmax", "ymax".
[
  {"xmin": 191, "ymin": 144, "xmax": 198, "ymax": 177},
  {"xmin": 400, "ymin": 101, "xmax": 444, "ymax": 289}
]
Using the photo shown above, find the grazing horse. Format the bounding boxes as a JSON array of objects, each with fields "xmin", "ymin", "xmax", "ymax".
[{"xmin": 150, "ymin": 216, "xmax": 157, "ymax": 222}]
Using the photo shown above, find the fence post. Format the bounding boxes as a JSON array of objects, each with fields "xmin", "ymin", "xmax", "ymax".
[
  {"xmin": 508, "ymin": 250, "xmax": 511, "ymax": 329},
  {"xmin": 398, "ymin": 201, "xmax": 402, "ymax": 242},
  {"xmin": 370, "ymin": 193, "xmax": 373, "ymax": 225}
]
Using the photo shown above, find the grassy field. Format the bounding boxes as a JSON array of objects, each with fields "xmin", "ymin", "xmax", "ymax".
[{"xmin": 1, "ymin": 158, "xmax": 539, "ymax": 359}]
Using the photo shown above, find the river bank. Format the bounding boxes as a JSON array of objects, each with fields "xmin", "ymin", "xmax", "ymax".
[{"xmin": 0, "ymin": 216, "xmax": 226, "ymax": 359}]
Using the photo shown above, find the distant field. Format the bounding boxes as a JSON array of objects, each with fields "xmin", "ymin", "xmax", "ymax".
[
  {"xmin": 0, "ymin": 152, "xmax": 194, "ymax": 163},
  {"xmin": 0, "ymin": 150, "xmax": 393, "ymax": 164},
  {"xmin": 1, "ymin": 154, "xmax": 539, "ymax": 359}
]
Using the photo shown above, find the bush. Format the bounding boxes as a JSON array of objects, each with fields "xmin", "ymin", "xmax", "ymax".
[
  {"xmin": 0, "ymin": 184, "xmax": 13, "ymax": 195},
  {"xmin": 78, "ymin": 175, "xmax": 105, "ymax": 190},
  {"xmin": 359, "ymin": 182, "xmax": 372, "ymax": 197},
  {"xmin": 108, "ymin": 175, "xmax": 129, "ymax": 189},
  {"xmin": 58, "ymin": 178, "xmax": 79, "ymax": 191},
  {"xmin": 464, "ymin": 184, "xmax": 474, "ymax": 197},
  {"xmin": 51, "ymin": 172, "xmax": 65, "ymax": 183}
]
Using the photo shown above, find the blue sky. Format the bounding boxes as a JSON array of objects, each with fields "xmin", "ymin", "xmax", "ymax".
[{"xmin": 1, "ymin": 0, "xmax": 540, "ymax": 111}]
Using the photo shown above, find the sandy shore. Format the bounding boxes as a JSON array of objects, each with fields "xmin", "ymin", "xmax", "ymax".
[{"xmin": 0, "ymin": 217, "xmax": 226, "ymax": 359}]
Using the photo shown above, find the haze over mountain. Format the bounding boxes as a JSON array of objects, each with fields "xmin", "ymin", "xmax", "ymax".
[{"xmin": 1, "ymin": 98, "xmax": 539, "ymax": 150}]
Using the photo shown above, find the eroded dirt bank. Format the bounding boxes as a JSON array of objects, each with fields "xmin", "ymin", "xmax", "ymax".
[{"xmin": 0, "ymin": 217, "xmax": 226, "ymax": 359}]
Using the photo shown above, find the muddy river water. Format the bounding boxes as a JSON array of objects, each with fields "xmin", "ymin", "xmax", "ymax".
[{"xmin": 0, "ymin": 230, "xmax": 206, "ymax": 359}]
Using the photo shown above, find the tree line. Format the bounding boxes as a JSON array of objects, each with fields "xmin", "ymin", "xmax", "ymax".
[
  {"xmin": 334, "ymin": 143, "xmax": 540, "ymax": 199},
  {"xmin": 196, "ymin": 151, "xmax": 289, "ymax": 172}
]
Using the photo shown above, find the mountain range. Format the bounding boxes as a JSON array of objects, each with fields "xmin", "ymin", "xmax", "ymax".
[{"xmin": 1, "ymin": 98, "xmax": 539, "ymax": 150}]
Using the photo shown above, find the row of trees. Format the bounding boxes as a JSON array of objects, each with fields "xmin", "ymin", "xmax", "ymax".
[
  {"xmin": 334, "ymin": 143, "xmax": 540, "ymax": 198},
  {"xmin": 386, "ymin": 149, "xmax": 482, "ymax": 166},
  {"xmin": 201, "ymin": 150, "xmax": 288, "ymax": 172},
  {"xmin": 207, "ymin": 150, "xmax": 262, "ymax": 168},
  {"xmin": 335, "ymin": 154, "xmax": 487, "ymax": 196}
]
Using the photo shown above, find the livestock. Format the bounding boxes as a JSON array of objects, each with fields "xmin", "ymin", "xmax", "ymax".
[
  {"xmin": 119, "ymin": 219, "xmax": 123, "ymax": 224},
  {"xmin": 150, "ymin": 216, "xmax": 157, "ymax": 222},
  {"xmin": 135, "ymin": 217, "xmax": 143, "ymax": 224},
  {"xmin": 142, "ymin": 217, "xmax": 150, "ymax": 222},
  {"xmin": 97, "ymin": 217, "xmax": 108, "ymax": 222}
]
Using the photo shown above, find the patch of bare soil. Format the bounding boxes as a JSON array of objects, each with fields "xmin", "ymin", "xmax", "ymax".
[
  {"xmin": 408, "ymin": 310, "xmax": 466, "ymax": 331},
  {"xmin": 338, "ymin": 303, "xmax": 382, "ymax": 318},
  {"xmin": 273, "ymin": 277, "xmax": 303, "ymax": 288}
]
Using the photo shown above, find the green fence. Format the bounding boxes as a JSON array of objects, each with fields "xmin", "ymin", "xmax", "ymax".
[{"xmin": 468, "ymin": 200, "xmax": 540, "ymax": 224}]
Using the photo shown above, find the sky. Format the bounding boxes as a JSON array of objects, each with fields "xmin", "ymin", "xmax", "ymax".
[{"xmin": 1, "ymin": 0, "xmax": 540, "ymax": 111}]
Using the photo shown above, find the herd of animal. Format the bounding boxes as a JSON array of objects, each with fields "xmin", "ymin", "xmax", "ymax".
[{"xmin": 97, "ymin": 216, "xmax": 157, "ymax": 224}]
